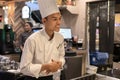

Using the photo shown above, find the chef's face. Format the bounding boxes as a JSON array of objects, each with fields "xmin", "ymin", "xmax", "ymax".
[{"xmin": 42, "ymin": 12, "xmax": 62, "ymax": 32}]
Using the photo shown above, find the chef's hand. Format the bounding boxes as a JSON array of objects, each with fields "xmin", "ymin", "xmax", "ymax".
[
  {"xmin": 45, "ymin": 60, "xmax": 61, "ymax": 74},
  {"xmin": 52, "ymin": 59, "xmax": 62, "ymax": 69},
  {"xmin": 41, "ymin": 60, "xmax": 62, "ymax": 74},
  {"xmin": 50, "ymin": 60, "xmax": 62, "ymax": 71}
]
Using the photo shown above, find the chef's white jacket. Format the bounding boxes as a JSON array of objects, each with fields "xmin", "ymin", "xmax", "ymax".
[{"xmin": 20, "ymin": 29, "xmax": 65, "ymax": 78}]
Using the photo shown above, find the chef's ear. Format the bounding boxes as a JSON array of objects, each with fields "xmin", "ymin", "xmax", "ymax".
[{"xmin": 42, "ymin": 18, "xmax": 47, "ymax": 24}]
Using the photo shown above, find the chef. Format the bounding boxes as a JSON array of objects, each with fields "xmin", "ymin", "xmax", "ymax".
[{"xmin": 20, "ymin": 0, "xmax": 65, "ymax": 80}]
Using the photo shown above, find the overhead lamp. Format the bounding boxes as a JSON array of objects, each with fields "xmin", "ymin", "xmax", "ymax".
[{"xmin": 2, "ymin": 6, "xmax": 9, "ymax": 10}]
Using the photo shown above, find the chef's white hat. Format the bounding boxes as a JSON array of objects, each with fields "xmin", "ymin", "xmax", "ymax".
[{"xmin": 37, "ymin": 0, "xmax": 60, "ymax": 18}]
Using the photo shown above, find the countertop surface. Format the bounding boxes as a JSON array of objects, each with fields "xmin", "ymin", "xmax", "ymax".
[{"xmin": 97, "ymin": 69, "xmax": 120, "ymax": 80}]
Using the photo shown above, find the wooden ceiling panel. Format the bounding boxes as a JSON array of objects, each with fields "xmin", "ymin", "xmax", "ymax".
[
  {"xmin": 0, "ymin": 0, "xmax": 30, "ymax": 6},
  {"xmin": 0, "ymin": 0, "xmax": 30, "ymax": 3},
  {"xmin": 0, "ymin": 0, "xmax": 28, "ymax": 1}
]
